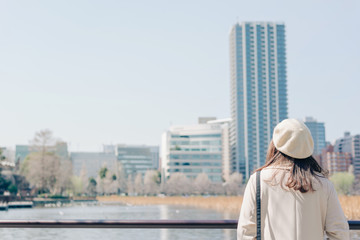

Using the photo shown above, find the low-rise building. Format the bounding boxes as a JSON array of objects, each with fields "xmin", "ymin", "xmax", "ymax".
[
  {"xmin": 70, "ymin": 152, "xmax": 117, "ymax": 179},
  {"xmin": 15, "ymin": 142, "xmax": 69, "ymax": 163},
  {"xmin": 116, "ymin": 145, "xmax": 159, "ymax": 177}
]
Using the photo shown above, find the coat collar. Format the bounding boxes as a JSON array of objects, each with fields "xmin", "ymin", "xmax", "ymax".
[{"xmin": 264, "ymin": 163, "xmax": 292, "ymax": 171}]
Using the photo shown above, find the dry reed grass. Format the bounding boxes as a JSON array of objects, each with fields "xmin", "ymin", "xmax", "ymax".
[
  {"xmin": 339, "ymin": 196, "xmax": 360, "ymax": 220},
  {"xmin": 97, "ymin": 195, "xmax": 360, "ymax": 220},
  {"xmin": 97, "ymin": 196, "xmax": 243, "ymax": 218}
]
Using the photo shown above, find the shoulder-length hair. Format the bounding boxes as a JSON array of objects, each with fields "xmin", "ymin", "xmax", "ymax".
[{"xmin": 256, "ymin": 140, "xmax": 328, "ymax": 193}]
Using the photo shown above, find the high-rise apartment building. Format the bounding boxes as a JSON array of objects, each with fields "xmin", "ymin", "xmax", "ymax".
[
  {"xmin": 229, "ymin": 22, "xmax": 288, "ymax": 179},
  {"xmin": 320, "ymin": 144, "xmax": 352, "ymax": 175},
  {"xmin": 334, "ymin": 132, "xmax": 360, "ymax": 178},
  {"xmin": 304, "ymin": 117, "xmax": 326, "ymax": 155}
]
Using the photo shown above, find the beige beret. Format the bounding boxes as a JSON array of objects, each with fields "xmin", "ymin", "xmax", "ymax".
[{"xmin": 273, "ymin": 119, "xmax": 314, "ymax": 159}]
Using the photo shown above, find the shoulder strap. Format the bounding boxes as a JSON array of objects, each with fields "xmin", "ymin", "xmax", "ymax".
[{"xmin": 256, "ymin": 171, "xmax": 261, "ymax": 240}]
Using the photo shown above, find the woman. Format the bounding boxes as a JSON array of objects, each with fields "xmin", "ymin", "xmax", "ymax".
[{"xmin": 237, "ymin": 119, "xmax": 349, "ymax": 240}]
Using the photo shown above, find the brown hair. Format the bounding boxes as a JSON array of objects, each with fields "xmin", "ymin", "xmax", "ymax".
[{"xmin": 256, "ymin": 140, "xmax": 328, "ymax": 193}]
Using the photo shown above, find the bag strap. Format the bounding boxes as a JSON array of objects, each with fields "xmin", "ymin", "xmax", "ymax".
[{"xmin": 256, "ymin": 171, "xmax": 261, "ymax": 240}]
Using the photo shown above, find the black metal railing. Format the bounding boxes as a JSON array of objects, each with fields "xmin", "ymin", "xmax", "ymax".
[{"xmin": 0, "ymin": 220, "xmax": 359, "ymax": 230}]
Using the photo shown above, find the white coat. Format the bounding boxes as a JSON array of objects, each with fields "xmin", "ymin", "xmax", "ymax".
[{"xmin": 237, "ymin": 165, "xmax": 350, "ymax": 240}]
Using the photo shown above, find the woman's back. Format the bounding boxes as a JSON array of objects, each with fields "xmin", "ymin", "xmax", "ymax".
[
  {"xmin": 237, "ymin": 119, "xmax": 349, "ymax": 240},
  {"xmin": 238, "ymin": 166, "xmax": 349, "ymax": 240}
]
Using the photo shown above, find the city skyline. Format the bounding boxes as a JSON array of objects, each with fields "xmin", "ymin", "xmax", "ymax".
[{"xmin": 0, "ymin": 1, "xmax": 359, "ymax": 151}]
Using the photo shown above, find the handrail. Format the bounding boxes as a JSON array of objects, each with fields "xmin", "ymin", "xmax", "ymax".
[{"xmin": 0, "ymin": 220, "xmax": 359, "ymax": 230}]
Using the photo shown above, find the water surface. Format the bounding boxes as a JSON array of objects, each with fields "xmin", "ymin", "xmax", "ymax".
[{"xmin": 0, "ymin": 204, "xmax": 236, "ymax": 240}]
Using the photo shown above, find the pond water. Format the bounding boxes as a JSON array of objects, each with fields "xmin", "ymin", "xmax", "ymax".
[
  {"xmin": 0, "ymin": 204, "xmax": 236, "ymax": 240},
  {"xmin": 0, "ymin": 204, "xmax": 358, "ymax": 239}
]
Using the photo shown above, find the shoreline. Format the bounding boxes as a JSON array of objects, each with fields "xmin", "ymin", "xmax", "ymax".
[
  {"xmin": 97, "ymin": 195, "xmax": 360, "ymax": 220},
  {"xmin": 97, "ymin": 196, "xmax": 243, "ymax": 218}
]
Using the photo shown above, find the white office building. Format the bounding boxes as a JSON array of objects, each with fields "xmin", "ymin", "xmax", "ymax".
[{"xmin": 161, "ymin": 118, "xmax": 231, "ymax": 183}]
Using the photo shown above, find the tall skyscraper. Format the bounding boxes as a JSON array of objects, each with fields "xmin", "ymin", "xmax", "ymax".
[
  {"xmin": 304, "ymin": 117, "xmax": 326, "ymax": 155},
  {"xmin": 229, "ymin": 22, "xmax": 288, "ymax": 179}
]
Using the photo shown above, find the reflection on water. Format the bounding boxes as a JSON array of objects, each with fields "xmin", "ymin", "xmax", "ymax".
[
  {"xmin": 159, "ymin": 205, "xmax": 169, "ymax": 240},
  {"xmin": 0, "ymin": 204, "xmax": 237, "ymax": 240},
  {"xmin": 158, "ymin": 205, "xmax": 235, "ymax": 240}
]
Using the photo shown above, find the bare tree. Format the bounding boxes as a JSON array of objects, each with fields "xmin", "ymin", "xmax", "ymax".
[
  {"xmin": 103, "ymin": 171, "xmax": 119, "ymax": 195},
  {"xmin": 21, "ymin": 130, "xmax": 55, "ymax": 193},
  {"xmin": 21, "ymin": 151, "xmax": 60, "ymax": 194},
  {"xmin": 20, "ymin": 129, "xmax": 72, "ymax": 195},
  {"xmin": 165, "ymin": 172, "xmax": 192, "ymax": 195},
  {"xmin": 224, "ymin": 172, "xmax": 243, "ymax": 196},
  {"xmin": 144, "ymin": 170, "xmax": 160, "ymax": 196},
  {"xmin": 30, "ymin": 129, "xmax": 57, "ymax": 152},
  {"xmin": 31, "ymin": 130, "xmax": 59, "ymax": 191},
  {"xmin": 80, "ymin": 163, "xmax": 89, "ymax": 194},
  {"xmin": 116, "ymin": 162, "xmax": 127, "ymax": 194},
  {"xmin": 194, "ymin": 173, "xmax": 211, "ymax": 195},
  {"xmin": 209, "ymin": 182, "xmax": 225, "ymax": 195},
  {"xmin": 54, "ymin": 159, "xmax": 73, "ymax": 194},
  {"xmin": 126, "ymin": 175, "xmax": 134, "ymax": 196},
  {"xmin": 134, "ymin": 173, "xmax": 143, "ymax": 195},
  {"xmin": 96, "ymin": 175, "xmax": 104, "ymax": 195}
]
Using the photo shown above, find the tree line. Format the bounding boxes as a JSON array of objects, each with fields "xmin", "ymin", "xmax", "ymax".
[{"xmin": 71, "ymin": 169, "xmax": 245, "ymax": 196}]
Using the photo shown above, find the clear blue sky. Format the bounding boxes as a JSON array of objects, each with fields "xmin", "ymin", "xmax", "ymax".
[{"xmin": 0, "ymin": 0, "xmax": 359, "ymax": 151}]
